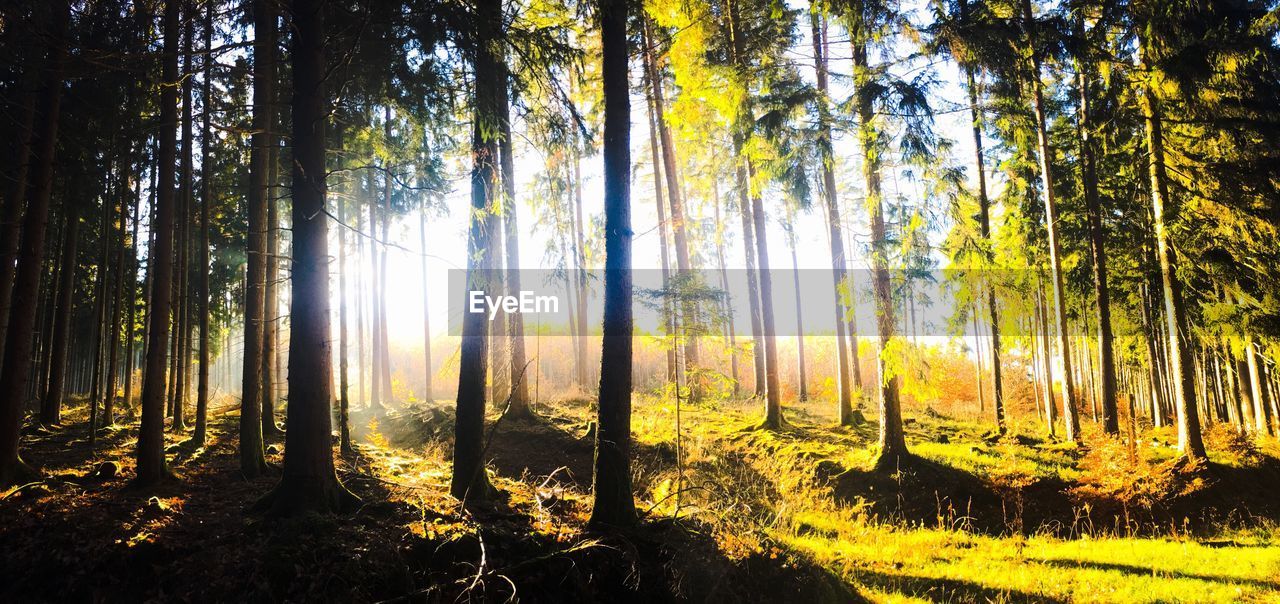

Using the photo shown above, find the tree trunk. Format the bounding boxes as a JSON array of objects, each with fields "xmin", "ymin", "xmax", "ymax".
[
  {"xmin": 418, "ymin": 202, "xmax": 433, "ymax": 402},
  {"xmin": 451, "ymin": 0, "xmax": 503, "ymax": 505},
  {"xmin": 338, "ymin": 154, "xmax": 353, "ymax": 455},
  {"xmin": 712, "ymin": 184, "xmax": 739, "ymax": 396},
  {"xmin": 0, "ymin": 0, "xmax": 66, "ymax": 487},
  {"xmin": 810, "ymin": 10, "xmax": 856, "ymax": 423},
  {"xmin": 789, "ymin": 235, "xmax": 807, "ymax": 401},
  {"xmin": 239, "ymin": 0, "xmax": 274, "ymax": 478},
  {"xmin": 134, "ymin": 0, "xmax": 179, "ymax": 485},
  {"xmin": 958, "ymin": 0, "xmax": 1004, "ymax": 433},
  {"xmin": 257, "ymin": 0, "xmax": 358, "ymax": 516},
  {"xmin": 262, "ymin": 131, "xmax": 282, "ymax": 437},
  {"xmin": 850, "ymin": 34, "xmax": 907, "ymax": 468},
  {"xmin": 643, "ymin": 17, "xmax": 699, "ymax": 386},
  {"xmin": 1074, "ymin": 19, "xmax": 1118, "ymax": 436},
  {"xmin": 589, "ymin": 0, "xmax": 636, "ymax": 527},
  {"xmin": 41, "ymin": 197, "xmax": 79, "ymax": 427},
  {"xmin": 1022, "ymin": 0, "xmax": 1080, "ymax": 442},
  {"xmin": 194, "ymin": 0, "xmax": 213, "ymax": 445},
  {"xmin": 498, "ymin": 67, "xmax": 532, "ymax": 417},
  {"xmin": 1139, "ymin": 41, "xmax": 1207, "ymax": 462},
  {"xmin": 641, "ymin": 25, "xmax": 679, "ymax": 386}
]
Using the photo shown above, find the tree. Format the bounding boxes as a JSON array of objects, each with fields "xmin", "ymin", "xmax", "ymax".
[
  {"xmin": 1136, "ymin": 26, "xmax": 1206, "ymax": 463},
  {"xmin": 194, "ymin": 0, "xmax": 215, "ymax": 446},
  {"xmin": 810, "ymin": 6, "xmax": 860, "ymax": 424},
  {"xmin": 588, "ymin": 0, "xmax": 636, "ymax": 527},
  {"xmin": 239, "ymin": 0, "xmax": 274, "ymax": 478},
  {"xmin": 41, "ymin": 199, "xmax": 79, "ymax": 428},
  {"xmin": 136, "ymin": 0, "xmax": 179, "ymax": 486},
  {"xmin": 499, "ymin": 64, "xmax": 533, "ymax": 418},
  {"xmin": 1019, "ymin": 0, "xmax": 1081, "ymax": 442},
  {"xmin": 451, "ymin": 0, "xmax": 503, "ymax": 505},
  {"xmin": 257, "ymin": 0, "xmax": 359, "ymax": 515}
]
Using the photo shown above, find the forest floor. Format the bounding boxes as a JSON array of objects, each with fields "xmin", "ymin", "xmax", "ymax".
[{"xmin": 2, "ymin": 393, "xmax": 1279, "ymax": 603}]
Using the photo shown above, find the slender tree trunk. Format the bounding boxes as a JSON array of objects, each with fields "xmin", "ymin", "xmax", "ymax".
[
  {"xmin": 811, "ymin": 10, "xmax": 856, "ymax": 423},
  {"xmin": 789, "ymin": 235, "xmax": 807, "ymax": 401},
  {"xmin": 571, "ymin": 152, "xmax": 589, "ymax": 386},
  {"xmin": 643, "ymin": 17, "xmax": 698, "ymax": 386},
  {"xmin": 849, "ymin": 33, "xmax": 907, "ymax": 467},
  {"xmin": 172, "ymin": 11, "xmax": 195, "ymax": 434},
  {"xmin": 451, "ymin": 0, "xmax": 503, "ymax": 504},
  {"xmin": 41, "ymin": 198, "xmax": 79, "ymax": 427},
  {"xmin": 734, "ymin": 161, "xmax": 766, "ymax": 399},
  {"xmin": 1022, "ymin": 0, "xmax": 1079, "ymax": 442},
  {"xmin": 239, "ymin": 0, "xmax": 274, "ymax": 478},
  {"xmin": 1036, "ymin": 272, "xmax": 1058, "ymax": 436},
  {"xmin": 338, "ymin": 146, "xmax": 352, "ymax": 454},
  {"xmin": 369, "ymin": 164, "xmax": 383, "ymax": 411},
  {"xmin": 641, "ymin": 27, "xmax": 678, "ymax": 386},
  {"xmin": 1139, "ymin": 41, "xmax": 1207, "ymax": 462},
  {"xmin": 712, "ymin": 184, "xmax": 739, "ymax": 396},
  {"xmin": 262, "ymin": 132, "xmax": 282, "ymax": 437},
  {"xmin": 498, "ymin": 68, "xmax": 531, "ymax": 417},
  {"xmin": 1074, "ymin": 20, "xmax": 1118, "ymax": 435},
  {"xmin": 193, "ymin": 0, "xmax": 213, "ymax": 445},
  {"xmin": 258, "ymin": 0, "xmax": 357, "ymax": 516},
  {"xmin": 134, "ymin": 0, "xmax": 180, "ymax": 485},
  {"xmin": 957, "ymin": 0, "xmax": 1004, "ymax": 433},
  {"xmin": 0, "ymin": 0, "xmax": 66, "ymax": 487},
  {"xmin": 589, "ymin": 0, "xmax": 636, "ymax": 527},
  {"xmin": 418, "ymin": 201, "xmax": 433, "ymax": 402}
]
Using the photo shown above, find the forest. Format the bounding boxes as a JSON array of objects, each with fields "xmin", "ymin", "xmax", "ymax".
[{"xmin": 2, "ymin": 0, "xmax": 1280, "ymax": 601}]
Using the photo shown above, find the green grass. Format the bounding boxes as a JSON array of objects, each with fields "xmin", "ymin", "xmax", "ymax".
[{"xmin": 617, "ymin": 393, "xmax": 1280, "ymax": 603}]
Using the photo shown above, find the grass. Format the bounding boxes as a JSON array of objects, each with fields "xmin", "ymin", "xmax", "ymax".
[
  {"xmin": 5, "ymin": 391, "xmax": 1279, "ymax": 602},
  {"xmin": 618, "ymin": 392, "xmax": 1280, "ymax": 602}
]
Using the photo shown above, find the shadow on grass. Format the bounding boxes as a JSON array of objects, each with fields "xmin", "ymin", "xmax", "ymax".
[
  {"xmin": 851, "ymin": 568, "xmax": 1066, "ymax": 603},
  {"xmin": 1038, "ymin": 558, "xmax": 1280, "ymax": 590}
]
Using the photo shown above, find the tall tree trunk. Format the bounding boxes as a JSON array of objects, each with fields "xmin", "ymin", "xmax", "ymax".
[
  {"xmin": 239, "ymin": 0, "xmax": 274, "ymax": 478},
  {"xmin": 418, "ymin": 202, "xmax": 433, "ymax": 402},
  {"xmin": 135, "ymin": 0, "xmax": 179, "ymax": 485},
  {"xmin": 0, "ymin": 0, "xmax": 66, "ymax": 487},
  {"xmin": 41, "ymin": 198, "xmax": 79, "ymax": 427},
  {"xmin": 262, "ymin": 133, "xmax": 282, "ymax": 437},
  {"xmin": 589, "ymin": 0, "xmax": 636, "ymax": 527},
  {"xmin": 788, "ymin": 234, "xmax": 807, "ymax": 401},
  {"xmin": 1247, "ymin": 337, "xmax": 1273, "ymax": 437},
  {"xmin": 337, "ymin": 132, "xmax": 352, "ymax": 455},
  {"xmin": 712, "ymin": 184, "xmax": 739, "ymax": 395},
  {"xmin": 811, "ymin": 10, "xmax": 857, "ymax": 423},
  {"xmin": 194, "ymin": 0, "xmax": 213, "ymax": 446},
  {"xmin": 735, "ymin": 159, "xmax": 766, "ymax": 399},
  {"xmin": 958, "ymin": 0, "xmax": 1003, "ymax": 433},
  {"xmin": 1022, "ymin": 0, "xmax": 1080, "ymax": 442},
  {"xmin": 643, "ymin": 17, "xmax": 698, "ymax": 385},
  {"xmin": 1139, "ymin": 41, "xmax": 1207, "ymax": 462},
  {"xmin": 172, "ymin": 9, "xmax": 195, "ymax": 434},
  {"xmin": 369, "ymin": 163, "xmax": 383, "ymax": 411},
  {"xmin": 498, "ymin": 67, "xmax": 531, "ymax": 417},
  {"xmin": 1074, "ymin": 17, "xmax": 1118, "ymax": 436},
  {"xmin": 451, "ymin": 0, "xmax": 502, "ymax": 504},
  {"xmin": 258, "ymin": 0, "xmax": 358, "ymax": 516},
  {"xmin": 641, "ymin": 25, "xmax": 679, "ymax": 386},
  {"xmin": 571, "ymin": 152, "xmax": 589, "ymax": 387},
  {"xmin": 851, "ymin": 34, "xmax": 907, "ymax": 468}
]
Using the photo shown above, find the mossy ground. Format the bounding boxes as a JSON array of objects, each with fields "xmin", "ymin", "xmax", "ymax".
[{"xmin": 2, "ymin": 393, "xmax": 1278, "ymax": 602}]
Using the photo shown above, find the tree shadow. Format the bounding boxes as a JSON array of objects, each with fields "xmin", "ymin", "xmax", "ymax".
[
  {"xmin": 1037, "ymin": 558, "xmax": 1280, "ymax": 590},
  {"xmin": 851, "ymin": 568, "xmax": 1066, "ymax": 603}
]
